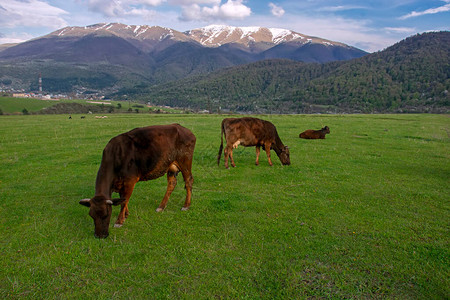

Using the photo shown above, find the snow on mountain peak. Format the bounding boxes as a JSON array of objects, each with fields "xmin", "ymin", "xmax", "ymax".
[
  {"xmin": 187, "ymin": 25, "xmax": 311, "ymax": 47},
  {"xmin": 268, "ymin": 28, "xmax": 304, "ymax": 44},
  {"xmin": 48, "ymin": 23, "xmax": 342, "ymax": 50},
  {"xmin": 49, "ymin": 23, "xmax": 184, "ymax": 43}
]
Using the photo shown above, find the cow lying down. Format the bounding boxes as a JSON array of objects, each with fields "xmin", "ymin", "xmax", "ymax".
[
  {"xmin": 299, "ymin": 126, "xmax": 330, "ymax": 139},
  {"xmin": 79, "ymin": 124, "xmax": 196, "ymax": 238}
]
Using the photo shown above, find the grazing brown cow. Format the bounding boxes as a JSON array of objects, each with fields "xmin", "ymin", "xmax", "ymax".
[
  {"xmin": 217, "ymin": 117, "xmax": 290, "ymax": 168},
  {"xmin": 299, "ymin": 126, "xmax": 330, "ymax": 139},
  {"xmin": 79, "ymin": 124, "xmax": 196, "ymax": 238}
]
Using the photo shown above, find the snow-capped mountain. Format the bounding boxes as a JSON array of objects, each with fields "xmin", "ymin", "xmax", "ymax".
[
  {"xmin": 50, "ymin": 23, "xmax": 181, "ymax": 40},
  {"xmin": 0, "ymin": 23, "xmax": 367, "ymax": 93},
  {"xmin": 186, "ymin": 24, "xmax": 344, "ymax": 48},
  {"xmin": 46, "ymin": 23, "xmax": 192, "ymax": 52},
  {"xmin": 44, "ymin": 23, "xmax": 350, "ymax": 52}
]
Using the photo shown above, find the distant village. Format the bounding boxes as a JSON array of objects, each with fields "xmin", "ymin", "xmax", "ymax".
[
  {"xmin": 10, "ymin": 91, "xmax": 110, "ymax": 103},
  {"xmin": 1, "ymin": 88, "xmax": 202, "ymax": 114},
  {"xmin": 1, "ymin": 72, "xmax": 112, "ymax": 102}
]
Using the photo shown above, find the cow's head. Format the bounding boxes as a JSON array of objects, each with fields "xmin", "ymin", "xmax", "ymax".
[
  {"xmin": 79, "ymin": 196, "xmax": 125, "ymax": 238},
  {"xmin": 323, "ymin": 126, "xmax": 330, "ymax": 134},
  {"xmin": 279, "ymin": 146, "xmax": 291, "ymax": 165}
]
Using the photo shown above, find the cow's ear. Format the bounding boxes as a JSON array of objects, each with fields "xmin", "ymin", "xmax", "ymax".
[
  {"xmin": 111, "ymin": 198, "xmax": 126, "ymax": 206},
  {"xmin": 79, "ymin": 198, "xmax": 91, "ymax": 207}
]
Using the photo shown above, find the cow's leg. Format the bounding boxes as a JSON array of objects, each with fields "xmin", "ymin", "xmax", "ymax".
[
  {"xmin": 225, "ymin": 142, "xmax": 237, "ymax": 168},
  {"xmin": 156, "ymin": 169, "xmax": 178, "ymax": 212},
  {"xmin": 223, "ymin": 146, "xmax": 229, "ymax": 168},
  {"xmin": 265, "ymin": 142, "xmax": 273, "ymax": 166},
  {"xmin": 176, "ymin": 155, "xmax": 194, "ymax": 210},
  {"xmin": 115, "ymin": 180, "xmax": 137, "ymax": 228},
  {"xmin": 223, "ymin": 144, "xmax": 236, "ymax": 169},
  {"xmin": 180, "ymin": 170, "xmax": 194, "ymax": 211},
  {"xmin": 229, "ymin": 148, "xmax": 237, "ymax": 167},
  {"xmin": 255, "ymin": 145, "xmax": 261, "ymax": 166}
]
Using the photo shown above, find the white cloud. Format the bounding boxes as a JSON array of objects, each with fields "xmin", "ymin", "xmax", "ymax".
[
  {"xmin": 318, "ymin": 5, "xmax": 366, "ymax": 12},
  {"xmin": 85, "ymin": 0, "xmax": 163, "ymax": 18},
  {"xmin": 269, "ymin": 3, "xmax": 285, "ymax": 17},
  {"xmin": 384, "ymin": 27, "xmax": 416, "ymax": 34},
  {"xmin": 138, "ymin": 0, "xmax": 166, "ymax": 5},
  {"xmin": 0, "ymin": 0, "xmax": 68, "ymax": 29},
  {"xmin": 399, "ymin": 2, "xmax": 450, "ymax": 20},
  {"xmin": 169, "ymin": 0, "xmax": 220, "ymax": 4},
  {"xmin": 85, "ymin": 0, "xmax": 120, "ymax": 17},
  {"xmin": 220, "ymin": 0, "xmax": 251, "ymax": 18},
  {"xmin": 180, "ymin": 0, "xmax": 251, "ymax": 21},
  {"xmin": 0, "ymin": 32, "xmax": 35, "ymax": 44}
]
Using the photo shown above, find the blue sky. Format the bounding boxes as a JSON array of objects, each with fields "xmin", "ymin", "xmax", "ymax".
[{"xmin": 0, "ymin": 0, "xmax": 449, "ymax": 52}]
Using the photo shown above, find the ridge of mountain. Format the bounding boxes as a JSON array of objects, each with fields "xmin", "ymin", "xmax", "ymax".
[
  {"xmin": 185, "ymin": 24, "xmax": 347, "ymax": 48},
  {"xmin": 24, "ymin": 22, "xmax": 355, "ymax": 53},
  {"xmin": 0, "ymin": 23, "xmax": 368, "ymax": 94},
  {"xmin": 44, "ymin": 23, "xmax": 194, "ymax": 53}
]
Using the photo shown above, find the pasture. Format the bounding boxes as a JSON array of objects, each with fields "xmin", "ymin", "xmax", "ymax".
[
  {"xmin": 0, "ymin": 97, "xmax": 183, "ymax": 114},
  {"xmin": 0, "ymin": 113, "xmax": 448, "ymax": 298}
]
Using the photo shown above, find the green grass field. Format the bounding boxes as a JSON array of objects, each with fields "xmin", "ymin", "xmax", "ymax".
[
  {"xmin": 0, "ymin": 113, "xmax": 448, "ymax": 299},
  {"xmin": 0, "ymin": 97, "xmax": 114, "ymax": 114},
  {"xmin": 0, "ymin": 97, "xmax": 183, "ymax": 114}
]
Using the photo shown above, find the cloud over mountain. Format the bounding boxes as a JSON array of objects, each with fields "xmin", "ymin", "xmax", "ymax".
[
  {"xmin": 399, "ymin": 1, "xmax": 450, "ymax": 20},
  {"xmin": 180, "ymin": 0, "xmax": 251, "ymax": 21},
  {"xmin": 269, "ymin": 3, "xmax": 285, "ymax": 17},
  {"xmin": 0, "ymin": 0, "xmax": 68, "ymax": 29}
]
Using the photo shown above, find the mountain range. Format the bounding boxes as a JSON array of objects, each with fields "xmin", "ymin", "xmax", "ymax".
[
  {"xmin": 127, "ymin": 31, "xmax": 450, "ymax": 113},
  {"xmin": 0, "ymin": 24, "xmax": 447, "ymax": 114},
  {"xmin": 0, "ymin": 23, "xmax": 366, "ymax": 93}
]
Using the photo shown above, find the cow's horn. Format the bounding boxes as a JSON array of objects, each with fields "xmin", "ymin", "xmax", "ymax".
[{"xmin": 106, "ymin": 200, "xmax": 113, "ymax": 205}]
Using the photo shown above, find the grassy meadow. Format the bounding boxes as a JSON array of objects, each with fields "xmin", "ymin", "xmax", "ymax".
[
  {"xmin": 0, "ymin": 113, "xmax": 448, "ymax": 298},
  {"xmin": 0, "ymin": 97, "xmax": 98, "ymax": 114},
  {"xmin": 0, "ymin": 97, "xmax": 183, "ymax": 114}
]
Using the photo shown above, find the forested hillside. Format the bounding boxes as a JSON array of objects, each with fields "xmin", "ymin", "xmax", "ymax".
[{"xmin": 126, "ymin": 32, "xmax": 449, "ymax": 113}]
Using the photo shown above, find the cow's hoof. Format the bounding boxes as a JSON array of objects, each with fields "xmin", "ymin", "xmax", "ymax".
[
  {"xmin": 114, "ymin": 223, "xmax": 123, "ymax": 228},
  {"xmin": 181, "ymin": 207, "xmax": 189, "ymax": 211},
  {"xmin": 156, "ymin": 207, "xmax": 164, "ymax": 212}
]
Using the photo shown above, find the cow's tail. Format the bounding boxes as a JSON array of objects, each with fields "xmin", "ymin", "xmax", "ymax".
[{"xmin": 217, "ymin": 120, "xmax": 225, "ymax": 166}]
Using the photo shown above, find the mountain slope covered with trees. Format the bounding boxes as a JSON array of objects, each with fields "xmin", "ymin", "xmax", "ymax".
[{"xmin": 128, "ymin": 32, "xmax": 449, "ymax": 113}]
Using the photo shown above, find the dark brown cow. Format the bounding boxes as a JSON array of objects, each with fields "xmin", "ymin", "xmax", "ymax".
[
  {"xmin": 79, "ymin": 124, "xmax": 196, "ymax": 238},
  {"xmin": 217, "ymin": 117, "xmax": 290, "ymax": 168},
  {"xmin": 299, "ymin": 126, "xmax": 330, "ymax": 139}
]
